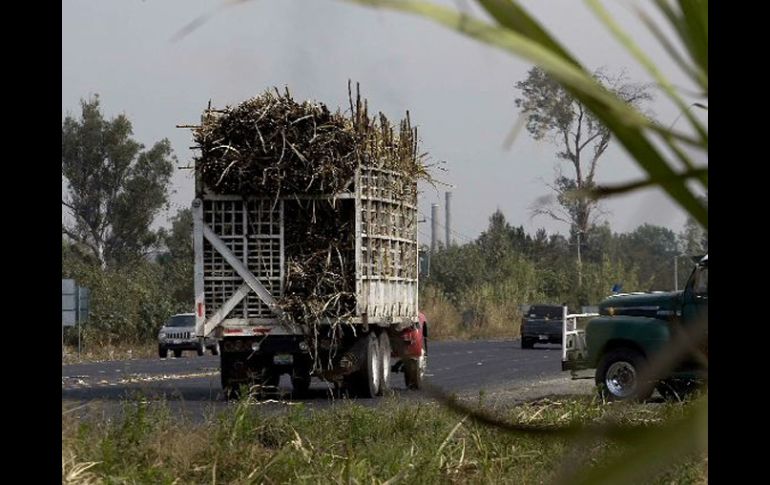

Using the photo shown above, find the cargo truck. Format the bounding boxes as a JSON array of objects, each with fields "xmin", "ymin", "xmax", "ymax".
[{"xmin": 191, "ymin": 165, "xmax": 427, "ymax": 398}]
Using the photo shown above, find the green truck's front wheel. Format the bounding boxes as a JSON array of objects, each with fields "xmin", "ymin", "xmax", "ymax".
[{"xmin": 595, "ymin": 348, "xmax": 653, "ymax": 401}]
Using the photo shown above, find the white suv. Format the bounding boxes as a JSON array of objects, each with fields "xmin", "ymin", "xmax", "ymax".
[{"xmin": 158, "ymin": 313, "xmax": 220, "ymax": 358}]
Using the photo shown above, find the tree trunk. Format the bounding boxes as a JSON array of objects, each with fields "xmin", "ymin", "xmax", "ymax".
[{"xmin": 576, "ymin": 230, "xmax": 583, "ymax": 288}]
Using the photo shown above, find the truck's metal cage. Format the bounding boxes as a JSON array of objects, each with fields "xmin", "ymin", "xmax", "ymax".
[
  {"xmin": 193, "ymin": 166, "xmax": 419, "ymax": 338},
  {"xmin": 202, "ymin": 198, "xmax": 284, "ymax": 321}
]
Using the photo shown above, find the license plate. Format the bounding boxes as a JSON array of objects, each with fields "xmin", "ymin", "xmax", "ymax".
[
  {"xmin": 171, "ymin": 339, "xmax": 182, "ymax": 344},
  {"xmin": 539, "ymin": 335, "xmax": 549, "ymax": 340},
  {"xmin": 273, "ymin": 354, "xmax": 293, "ymax": 365}
]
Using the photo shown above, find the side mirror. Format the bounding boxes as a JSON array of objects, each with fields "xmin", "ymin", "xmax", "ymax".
[{"xmin": 418, "ymin": 249, "xmax": 430, "ymax": 277}]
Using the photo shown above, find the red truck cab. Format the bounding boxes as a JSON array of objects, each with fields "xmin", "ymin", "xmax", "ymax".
[{"xmin": 392, "ymin": 312, "xmax": 428, "ymax": 389}]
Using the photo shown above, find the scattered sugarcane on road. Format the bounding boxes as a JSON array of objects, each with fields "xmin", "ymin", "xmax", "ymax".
[
  {"xmin": 62, "ymin": 87, "xmax": 600, "ymax": 420},
  {"xmin": 62, "ymin": 339, "xmax": 594, "ymax": 420}
]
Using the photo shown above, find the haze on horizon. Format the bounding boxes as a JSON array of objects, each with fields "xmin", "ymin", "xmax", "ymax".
[{"xmin": 62, "ymin": 0, "xmax": 708, "ymax": 244}]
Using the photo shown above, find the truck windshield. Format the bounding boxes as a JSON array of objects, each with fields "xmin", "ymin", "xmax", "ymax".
[
  {"xmin": 694, "ymin": 266, "xmax": 708, "ymax": 295},
  {"xmin": 166, "ymin": 315, "xmax": 195, "ymax": 327},
  {"xmin": 529, "ymin": 306, "xmax": 562, "ymax": 319}
]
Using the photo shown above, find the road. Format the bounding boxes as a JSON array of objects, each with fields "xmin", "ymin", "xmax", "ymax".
[{"xmin": 62, "ymin": 339, "xmax": 593, "ymax": 419}]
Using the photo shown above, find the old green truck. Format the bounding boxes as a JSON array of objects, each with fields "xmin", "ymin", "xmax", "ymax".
[{"xmin": 562, "ymin": 254, "xmax": 708, "ymax": 401}]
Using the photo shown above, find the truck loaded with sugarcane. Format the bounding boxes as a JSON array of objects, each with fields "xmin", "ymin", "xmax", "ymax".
[{"xmin": 186, "ymin": 85, "xmax": 428, "ymax": 398}]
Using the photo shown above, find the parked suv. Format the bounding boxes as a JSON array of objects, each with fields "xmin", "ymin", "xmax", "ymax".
[
  {"xmin": 158, "ymin": 313, "xmax": 220, "ymax": 358},
  {"xmin": 521, "ymin": 304, "xmax": 564, "ymax": 348}
]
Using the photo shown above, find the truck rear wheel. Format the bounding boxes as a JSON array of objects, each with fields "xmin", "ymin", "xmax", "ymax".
[
  {"xmin": 221, "ymin": 352, "xmax": 248, "ymax": 400},
  {"xmin": 158, "ymin": 345, "xmax": 168, "ymax": 359},
  {"xmin": 256, "ymin": 366, "xmax": 280, "ymax": 389},
  {"xmin": 353, "ymin": 333, "xmax": 380, "ymax": 398},
  {"xmin": 291, "ymin": 374, "xmax": 312, "ymax": 397},
  {"xmin": 221, "ymin": 358, "xmax": 238, "ymax": 399},
  {"xmin": 173, "ymin": 349, "xmax": 183, "ymax": 358},
  {"xmin": 521, "ymin": 337, "xmax": 534, "ymax": 349},
  {"xmin": 596, "ymin": 348, "xmax": 652, "ymax": 401},
  {"xmin": 377, "ymin": 331, "xmax": 392, "ymax": 396}
]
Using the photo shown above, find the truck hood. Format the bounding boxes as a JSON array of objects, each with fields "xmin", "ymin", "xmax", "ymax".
[{"xmin": 599, "ymin": 291, "xmax": 682, "ymax": 318}]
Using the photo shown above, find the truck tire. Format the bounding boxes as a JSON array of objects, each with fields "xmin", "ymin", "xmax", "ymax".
[
  {"xmin": 656, "ymin": 379, "xmax": 699, "ymax": 402},
  {"xmin": 173, "ymin": 349, "xmax": 183, "ymax": 358},
  {"xmin": 256, "ymin": 366, "xmax": 280, "ymax": 389},
  {"xmin": 221, "ymin": 352, "xmax": 249, "ymax": 400},
  {"xmin": 403, "ymin": 355, "xmax": 425, "ymax": 390},
  {"xmin": 197, "ymin": 344, "xmax": 204, "ymax": 356},
  {"xmin": 158, "ymin": 345, "xmax": 168, "ymax": 359},
  {"xmin": 220, "ymin": 354, "xmax": 237, "ymax": 399},
  {"xmin": 404, "ymin": 328, "xmax": 426, "ymax": 390},
  {"xmin": 353, "ymin": 332, "xmax": 381, "ymax": 398},
  {"xmin": 377, "ymin": 331, "xmax": 392, "ymax": 396},
  {"xmin": 291, "ymin": 374, "xmax": 312, "ymax": 397},
  {"xmin": 211, "ymin": 341, "xmax": 220, "ymax": 356},
  {"xmin": 521, "ymin": 337, "xmax": 534, "ymax": 349},
  {"xmin": 595, "ymin": 348, "xmax": 653, "ymax": 401}
]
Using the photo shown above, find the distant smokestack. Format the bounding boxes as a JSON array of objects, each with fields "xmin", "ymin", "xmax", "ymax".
[
  {"xmin": 445, "ymin": 191, "xmax": 452, "ymax": 247},
  {"xmin": 431, "ymin": 203, "xmax": 439, "ymax": 252}
]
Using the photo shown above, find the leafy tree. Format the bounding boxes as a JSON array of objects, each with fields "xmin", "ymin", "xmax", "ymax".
[
  {"xmin": 580, "ymin": 222, "xmax": 616, "ymax": 264},
  {"xmin": 158, "ymin": 208, "xmax": 194, "ymax": 306},
  {"xmin": 62, "ymin": 95, "xmax": 176, "ymax": 268},
  {"xmin": 476, "ymin": 209, "xmax": 515, "ymax": 260},
  {"xmin": 678, "ymin": 195, "xmax": 708, "ymax": 256},
  {"xmin": 617, "ymin": 223, "xmax": 678, "ymax": 290}
]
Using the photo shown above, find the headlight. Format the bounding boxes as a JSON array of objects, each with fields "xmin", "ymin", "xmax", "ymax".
[{"xmin": 159, "ymin": 332, "xmax": 166, "ymax": 339}]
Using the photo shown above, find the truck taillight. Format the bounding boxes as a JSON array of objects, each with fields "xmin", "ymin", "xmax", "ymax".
[{"xmin": 197, "ymin": 302, "xmax": 204, "ymax": 318}]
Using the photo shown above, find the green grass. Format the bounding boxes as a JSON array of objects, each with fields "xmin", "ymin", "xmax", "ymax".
[{"xmin": 62, "ymin": 395, "xmax": 706, "ymax": 484}]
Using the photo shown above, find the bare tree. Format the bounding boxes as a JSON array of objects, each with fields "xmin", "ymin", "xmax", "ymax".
[{"xmin": 516, "ymin": 67, "xmax": 652, "ymax": 284}]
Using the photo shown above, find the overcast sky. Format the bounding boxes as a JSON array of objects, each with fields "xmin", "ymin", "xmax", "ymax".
[{"xmin": 62, "ymin": 0, "xmax": 707, "ymax": 244}]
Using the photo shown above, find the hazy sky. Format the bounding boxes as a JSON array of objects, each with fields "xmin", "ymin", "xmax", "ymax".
[{"xmin": 62, "ymin": 0, "xmax": 707, "ymax": 243}]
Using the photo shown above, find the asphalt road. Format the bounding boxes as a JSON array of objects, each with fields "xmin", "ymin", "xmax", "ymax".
[{"xmin": 62, "ymin": 339, "xmax": 580, "ymax": 419}]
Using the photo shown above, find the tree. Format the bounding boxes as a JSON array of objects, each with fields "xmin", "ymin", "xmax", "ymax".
[
  {"xmin": 476, "ymin": 209, "xmax": 515, "ymax": 260},
  {"xmin": 678, "ymin": 194, "xmax": 708, "ymax": 257},
  {"xmin": 158, "ymin": 208, "xmax": 194, "ymax": 306},
  {"xmin": 62, "ymin": 95, "xmax": 176, "ymax": 268},
  {"xmin": 617, "ymin": 223, "xmax": 678, "ymax": 290},
  {"xmin": 580, "ymin": 222, "xmax": 615, "ymax": 264},
  {"xmin": 515, "ymin": 67, "xmax": 652, "ymax": 284}
]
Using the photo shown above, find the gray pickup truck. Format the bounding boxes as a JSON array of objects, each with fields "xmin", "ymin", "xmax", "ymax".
[
  {"xmin": 521, "ymin": 304, "xmax": 564, "ymax": 349},
  {"xmin": 158, "ymin": 313, "xmax": 220, "ymax": 358}
]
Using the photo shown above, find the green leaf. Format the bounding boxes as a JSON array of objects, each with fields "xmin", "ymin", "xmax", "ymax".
[
  {"xmin": 562, "ymin": 396, "xmax": 708, "ymax": 485},
  {"xmin": 344, "ymin": 0, "xmax": 707, "ymax": 227},
  {"xmin": 586, "ymin": 0, "xmax": 707, "ymax": 147}
]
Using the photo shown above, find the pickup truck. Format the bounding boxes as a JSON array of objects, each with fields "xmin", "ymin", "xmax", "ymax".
[
  {"xmin": 521, "ymin": 304, "xmax": 564, "ymax": 348},
  {"xmin": 563, "ymin": 254, "xmax": 708, "ymax": 401}
]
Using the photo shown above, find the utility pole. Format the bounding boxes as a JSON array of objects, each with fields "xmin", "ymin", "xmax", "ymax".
[
  {"xmin": 431, "ymin": 203, "xmax": 439, "ymax": 252},
  {"xmin": 674, "ymin": 255, "xmax": 679, "ymax": 291},
  {"xmin": 445, "ymin": 191, "xmax": 452, "ymax": 248}
]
